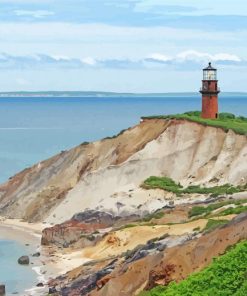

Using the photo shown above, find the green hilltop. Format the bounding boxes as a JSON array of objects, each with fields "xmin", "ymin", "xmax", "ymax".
[{"xmin": 142, "ymin": 111, "xmax": 247, "ymax": 135}]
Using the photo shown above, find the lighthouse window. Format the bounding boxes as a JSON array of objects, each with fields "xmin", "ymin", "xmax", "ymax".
[{"xmin": 203, "ymin": 70, "xmax": 217, "ymax": 80}]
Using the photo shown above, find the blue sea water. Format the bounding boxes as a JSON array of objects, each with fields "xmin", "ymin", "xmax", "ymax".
[
  {"xmin": 0, "ymin": 239, "xmax": 37, "ymax": 295},
  {"xmin": 0, "ymin": 94, "xmax": 246, "ymax": 184},
  {"xmin": 0, "ymin": 94, "xmax": 246, "ymax": 293}
]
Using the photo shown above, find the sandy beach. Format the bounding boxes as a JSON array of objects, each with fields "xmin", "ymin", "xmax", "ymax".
[{"xmin": 0, "ymin": 217, "xmax": 90, "ymax": 295}]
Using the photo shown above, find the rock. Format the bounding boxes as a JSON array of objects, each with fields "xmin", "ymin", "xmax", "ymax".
[
  {"xmin": 18, "ymin": 256, "xmax": 30, "ymax": 265},
  {"xmin": 168, "ymin": 200, "xmax": 175, "ymax": 207},
  {"xmin": 32, "ymin": 252, "xmax": 41, "ymax": 257},
  {"xmin": 146, "ymin": 263, "xmax": 176, "ymax": 290},
  {"xmin": 36, "ymin": 283, "xmax": 44, "ymax": 287},
  {"xmin": 157, "ymin": 244, "xmax": 167, "ymax": 252},
  {"xmin": 48, "ymin": 287, "xmax": 57, "ymax": 294},
  {"xmin": 0, "ymin": 284, "xmax": 5, "ymax": 296}
]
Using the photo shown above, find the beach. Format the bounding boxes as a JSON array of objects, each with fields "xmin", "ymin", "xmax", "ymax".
[{"xmin": 0, "ymin": 217, "xmax": 90, "ymax": 295}]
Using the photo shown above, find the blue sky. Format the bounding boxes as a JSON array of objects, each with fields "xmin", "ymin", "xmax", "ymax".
[{"xmin": 0, "ymin": 0, "xmax": 247, "ymax": 92}]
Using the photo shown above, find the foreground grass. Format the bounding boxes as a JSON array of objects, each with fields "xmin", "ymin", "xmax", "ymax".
[
  {"xmin": 142, "ymin": 111, "xmax": 247, "ymax": 135},
  {"xmin": 143, "ymin": 176, "xmax": 247, "ymax": 198},
  {"xmin": 139, "ymin": 240, "xmax": 247, "ymax": 296}
]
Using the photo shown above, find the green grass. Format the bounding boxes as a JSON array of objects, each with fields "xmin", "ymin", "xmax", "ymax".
[
  {"xmin": 189, "ymin": 199, "xmax": 247, "ymax": 218},
  {"xmin": 141, "ymin": 111, "xmax": 247, "ymax": 135},
  {"xmin": 143, "ymin": 176, "xmax": 247, "ymax": 198},
  {"xmin": 204, "ymin": 219, "xmax": 229, "ymax": 232},
  {"xmin": 139, "ymin": 240, "xmax": 247, "ymax": 296},
  {"xmin": 218, "ymin": 205, "xmax": 247, "ymax": 216}
]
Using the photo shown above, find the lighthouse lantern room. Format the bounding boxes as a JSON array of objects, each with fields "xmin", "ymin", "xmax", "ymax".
[{"xmin": 200, "ymin": 62, "xmax": 220, "ymax": 119}]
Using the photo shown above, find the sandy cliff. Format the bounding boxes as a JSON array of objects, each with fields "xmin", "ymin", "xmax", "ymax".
[
  {"xmin": 0, "ymin": 119, "xmax": 247, "ymax": 224},
  {"xmin": 0, "ymin": 118, "xmax": 247, "ymax": 295}
]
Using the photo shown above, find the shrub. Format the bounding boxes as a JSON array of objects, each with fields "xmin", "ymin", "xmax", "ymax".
[
  {"xmin": 219, "ymin": 112, "xmax": 235, "ymax": 119},
  {"xmin": 219, "ymin": 205, "xmax": 247, "ymax": 216},
  {"xmin": 204, "ymin": 219, "xmax": 228, "ymax": 232},
  {"xmin": 143, "ymin": 176, "xmax": 247, "ymax": 198},
  {"xmin": 189, "ymin": 199, "xmax": 247, "ymax": 218}
]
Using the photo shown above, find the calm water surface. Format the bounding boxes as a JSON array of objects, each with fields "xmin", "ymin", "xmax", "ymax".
[{"xmin": 0, "ymin": 239, "xmax": 37, "ymax": 295}]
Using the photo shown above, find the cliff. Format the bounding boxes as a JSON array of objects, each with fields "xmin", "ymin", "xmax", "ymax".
[
  {"xmin": 0, "ymin": 118, "xmax": 247, "ymax": 295},
  {"xmin": 0, "ymin": 118, "xmax": 247, "ymax": 224}
]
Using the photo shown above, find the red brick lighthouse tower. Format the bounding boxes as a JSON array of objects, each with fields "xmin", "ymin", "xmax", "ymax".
[{"xmin": 200, "ymin": 62, "xmax": 220, "ymax": 119}]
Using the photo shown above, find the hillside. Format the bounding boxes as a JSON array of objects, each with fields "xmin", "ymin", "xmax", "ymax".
[
  {"xmin": 0, "ymin": 116, "xmax": 247, "ymax": 224},
  {"xmin": 0, "ymin": 116, "xmax": 247, "ymax": 295}
]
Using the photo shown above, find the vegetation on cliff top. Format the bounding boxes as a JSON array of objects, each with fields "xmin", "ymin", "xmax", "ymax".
[
  {"xmin": 142, "ymin": 111, "xmax": 247, "ymax": 135},
  {"xmin": 140, "ymin": 240, "xmax": 247, "ymax": 296},
  {"xmin": 142, "ymin": 176, "xmax": 247, "ymax": 197}
]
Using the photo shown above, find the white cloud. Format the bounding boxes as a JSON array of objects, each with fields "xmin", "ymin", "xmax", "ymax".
[
  {"xmin": 173, "ymin": 50, "xmax": 242, "ymax": 63},
  {"xmin": 0, "ymin": 50, "xmax": 244, "ymax": 71},
  {"xmin": 147, "ymin": 53, "xmax": 172, "ymax": 62},
  {"xmin": 81, "ymin": 57, "xmax": 97, "ymax": 66},
  {"xmin": 212, "ymin": 53, "xmax": 241, "ymax": 62},
  {"xmin": 14, "ymin": 10, "xmax": 54, "ymax": 18}
]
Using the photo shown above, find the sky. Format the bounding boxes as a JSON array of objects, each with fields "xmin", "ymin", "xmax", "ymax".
[{"xmin": 0, "ymin": 0, "xmax": 247, "ymax": 92}]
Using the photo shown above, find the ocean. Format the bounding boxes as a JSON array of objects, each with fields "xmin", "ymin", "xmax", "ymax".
[
  {"xmin": 0, "ymin": 94, "xmax": 246, "ymax": 293},
  {"xmin": 0, "ymin": 239, "xmax": 37, "ymax": 295},
  {"xmin": 0, "ymin": 94, "xmax": 246, "ymax": 184}
]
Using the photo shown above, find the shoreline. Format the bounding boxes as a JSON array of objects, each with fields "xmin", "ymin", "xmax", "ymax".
[
  {"xmin": 0, "ymin": 220, "xmax": 48, "ymax": 295},
  {"xmin": 0, "ymin": 218, "xmax": 90, "ymax": 295}
]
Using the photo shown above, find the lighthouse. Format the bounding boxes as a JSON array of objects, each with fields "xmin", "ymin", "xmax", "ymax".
[{"xmin": 200, "ymin": 62, "xmax": 220, "ymax": 119}]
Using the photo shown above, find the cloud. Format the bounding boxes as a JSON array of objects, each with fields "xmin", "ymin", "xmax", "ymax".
[
  {"xmin": 0, "ymin": 51, "xmax": 244, "ymax": 71},
  {"xmin": 176, "ymin": 50, "xmax": 242, "ymax": 63},
  {"xmin": 0, "ymin": 0, "xmax": 246, "ymax": 30},
  {"xmin": 145, "ymin": 50, "xmax": 243, "ymax": 68},
  {"xmin": 145, "ymin": 53, "xmax": 173, "ymax": 64},
  {"xmin": 81, "ymin": 57, "xmax": 97, "ymax": 66},
  {"xmin": 14, "ymin": 10, "xmax": 54, "ymax": 18}
]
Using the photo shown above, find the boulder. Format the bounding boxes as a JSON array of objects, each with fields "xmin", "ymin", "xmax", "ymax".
[
  {"xmin": 0, "ymin": 284, "xmax": 5, "ymax": 296},
  {"xmin": 32, "ymin": 252, "xmax": 41, "ymax": 257},
  {"xmin": 18, "ymin": 256, "xmax": 30, "ymax": 265}
]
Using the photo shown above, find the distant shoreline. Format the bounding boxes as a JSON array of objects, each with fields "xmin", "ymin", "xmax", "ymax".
[{"xmin": 0, "ymin": 91, "xmax": 247, "ymax": 98}]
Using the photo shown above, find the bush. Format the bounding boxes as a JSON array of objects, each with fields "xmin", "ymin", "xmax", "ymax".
[
  {"xmin": 204, "ymin": 219, "xmax": 228, "ymax": 232},
  {"xmin": 189, "ymin": 199, "xmax": 247, "ymax": 218},
  {"xmin": 219, "ymin": 112, "xmax": 235, "ymax": 119},
  {"xmin": 219, "ymin": 205, "xmax": 247, "ymax": 216},
  {"xmin": 143, "ymin": 176, "xmax": 247, "ymax": 198}
]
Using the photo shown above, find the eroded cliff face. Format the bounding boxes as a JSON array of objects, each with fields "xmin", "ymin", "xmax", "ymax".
[{"xmin": 0, "ymin": 119, "xmax": 247, "ymax": 224}]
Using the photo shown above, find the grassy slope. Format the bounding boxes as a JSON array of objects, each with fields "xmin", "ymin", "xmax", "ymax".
[
  {"xmin": 142, "ymin": 111, "xmax": 247, "ymax": 135},
  {"xmin": 139, "ymin": 240, "xmax": 247, "ymax": 296}
]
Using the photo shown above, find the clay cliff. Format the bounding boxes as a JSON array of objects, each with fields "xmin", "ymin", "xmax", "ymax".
[
  {"xmin": 0, "ymin": 118, "xmax": 246, "ymax": 224},
  {"xmin": 0, "ymin": 118, "xmax": 247, "ymax": 295}
]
